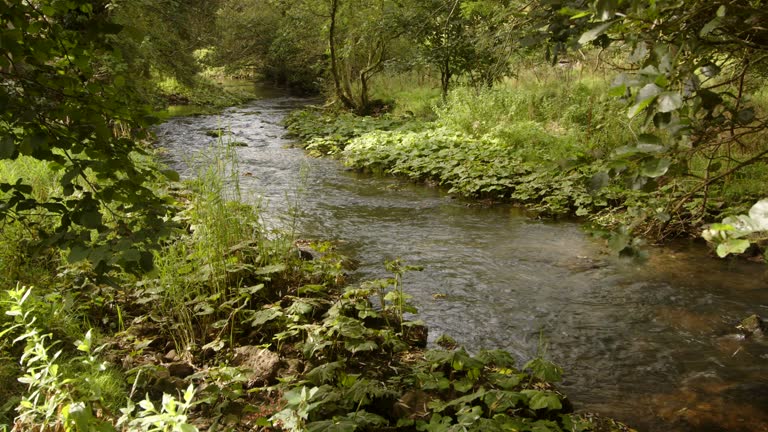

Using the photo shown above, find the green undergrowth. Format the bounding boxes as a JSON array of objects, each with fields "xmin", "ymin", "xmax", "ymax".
[
  {"xmin": 0, "ymin": 136, "xmax": 633, "ymax": 431},
  {"xmin": 285, "ymin": 108, "xmax": 425, "ymax": 158},
  {"xmin": 284, "ymin": 80, "xmax": 644, "ymax": 221},
  {"xmin": 286, "ymin": 74, "xmax": 768, "ymax": 246},
  {"xmin": 154, "ymin": 75, "xmax": 255, "ymax": 110}
]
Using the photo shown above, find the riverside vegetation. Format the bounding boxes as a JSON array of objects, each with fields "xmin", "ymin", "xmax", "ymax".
[
  {"xmin": 285, "ymin": 65, "xmax": 768, "ymax": 258},
  {"xmin": 0, "ymin": 139, "xmax": 635, "ymax": 431},
  {"xmin": 2, "ymin": 0, "xmax": 766, "ymax": 431}
]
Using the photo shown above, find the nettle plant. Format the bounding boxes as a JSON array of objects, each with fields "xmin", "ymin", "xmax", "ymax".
[{"xmin": 702, "ymin": 198, "xmax": 768, "ymax": 258}]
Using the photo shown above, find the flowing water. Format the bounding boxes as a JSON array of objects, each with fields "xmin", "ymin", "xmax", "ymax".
[{"xmin": 155, "ymin": 93, "xmax": 768, "ymax": 432}]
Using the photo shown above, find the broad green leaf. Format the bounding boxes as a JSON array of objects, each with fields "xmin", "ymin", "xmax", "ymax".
[
  {"xmin": 162, "ymin": 169, "xmax": 180, "ymax": 181},
  {"xmin": 641, "ymin": 158, "xmax": 671, "ymax": 178},
  {"xmin": 523, "ymin": 357, "xmax": 562, "ymax": 382},
  {"xmin": 628, "ymin": 84, "xmax": 662, "ymax": 118},
  {"xmin": 251, "ymin": 307, "xmax": 283, "ymax": 326},
  {"xmin": 344, "ymin": 339, "xmax": 378, "ymax": 353},
  {"xmin": 453, "ymin": 378, "xmax": 475, "ymax": 393},
  {"xmin": 578, "ymin": 22, "xmax": 614, "ymax": 46},
  {"xmin": 68, "ymin": 245, "xmax": 91, "ymax": 263},
  {"xmin": 306, "ymin": 361, "xmax": 345, "ymax": 385},
  {"xmin": 657, "ymin": 92, "xmax": 682, "ymax": 113},
  {"xmin": 700, "ymin": 17, "xmax": 722, "ymax": 37},
  {"xmin": 179, "ymin": 424, "xmax": 197, "ymax": 432},
  {"xmin": 79, "ymin": 210, "xmax": 103, "ymax": 229},
  {"xmin": 716, "ymin": 239, "xmax": 751, "ymax": 257},
  {"xmin": 608, "ymin": 84, "xmax": 627, "ymax": 97},
  {"xmin": 254, "ymin": 264, "xmax": 287, "ymax": 275},
  {"xmin": 521, "ymin": 390, "xmax": 563, "ymax": 411}
]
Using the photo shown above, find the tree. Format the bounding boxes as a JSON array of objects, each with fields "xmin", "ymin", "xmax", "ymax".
[
  {"xmin": 404, "ymin": 0, "xmax": 512, "ymax": 99},
  {"xmin": 326, "ymin": 0, "xmax": 404, "ymax": 113},
  {"xmin": 572, "ymin": 0, "xmax": 768, "ymax": 236},
  {"xmin": 212, "ymin": 0, "xmax": 326, "ymax": 91},
  {"xmin": 1, "ymin": 0, "xmax": 176, "ymax": 274}
]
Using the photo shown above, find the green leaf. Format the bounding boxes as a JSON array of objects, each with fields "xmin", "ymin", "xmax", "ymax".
[
  {"xmin": 254, "ymin": 264, "xmax": 287, "ymax": 275},
  {"xmin": 453, "ymin": 378, "xmax": 475, "ymax": 393},
  {"xmin": 78, "ymin": 210, "xmax": 103, "ymax": 229},
  {"xmin": 641, "ymin": 158, "xmax": 671, "ymax": 178},
  {"xmin": 68, "ymin": 245, "xmax": 91, "ymax": 263},
  {"xmin": 251, "ymin": 307, "xmax": 283, "ymax": 326},
  {"xmin": 716, "ymin": 239, "xmax": 751, "ymax": 257},
  {"xmin": 306, "ymin": 361, "xmax": 345, "ymax": 385},
  {"xmin": 628, "ymin": 84, "xmax": 662, "ymax": 118},
  {"xmin": 570, "ymin": 11, "xmax": 591, "ymax": 19},
  {"xmin": 700, "ymin": 17, "xmax": 722, "ymax": 37},
  {"xmin": 608, "ymin": 84, "xmax": 627, "ymax": 97},
  {"xmin": 344, "ymin": 339, "xmax": 378, "ymax": 353},
  {"xmin": 162, "ymin": 169, "xmax": 180, "ymax": 181},
  {"xmin": 578, "ymin": 22, "xmax": 614, "ymax": 45},
  {"xmin": 523, "ymin": 358, "xmax": 563, "ymax": 382},
  {"xmin": 657, "ymin": 92, "xmax": 682, "ymax": 113},
  {"xmin": 521, "ymin": 390, "xmax": 563, "ymax": 411}
]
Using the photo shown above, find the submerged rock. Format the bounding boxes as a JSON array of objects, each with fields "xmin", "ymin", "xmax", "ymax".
[{"xmin": 737, "ymin": 314, "xmax": 765, "ymax": 336}]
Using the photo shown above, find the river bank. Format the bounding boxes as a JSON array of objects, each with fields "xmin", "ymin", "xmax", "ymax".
[
  {"xmin": 0, "ymin": 94, "xmax": 638, "ymax": 431},
  {"xmin": 151, "ymin": 94, "xmax": 768, "ymax": 432},
  {"xmin": 283, "ymin": 74, "xmax": 768, "ymax": 261}
]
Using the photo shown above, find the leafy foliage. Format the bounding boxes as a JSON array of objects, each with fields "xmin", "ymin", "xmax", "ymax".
[
  {"xmin": 563, "ymin": 0, "xmax": 768, "ymax": 239},
  {"xmin": 0, "ymin": 0, "xmax": 176, "ymax": 274},
  {"xmin": 702, "ymin": 198, "xmax": 768, "ymax": 258}
]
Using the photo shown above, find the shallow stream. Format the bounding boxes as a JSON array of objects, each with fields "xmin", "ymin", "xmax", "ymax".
[{"xmin": 155, "ymin": 93, "xmax": 768, "ymax": 432}]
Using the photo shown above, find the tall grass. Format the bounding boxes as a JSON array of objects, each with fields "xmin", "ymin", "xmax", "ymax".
[
  {"xmin": 432, "ymin": 71, "xmax": 633, "ymax": 163},
  {"xmin": 151, "ymin": 138, "xmax": 294, "ymax": 354},
  {"xmin": 369, "ymin": 71, "xmax": 442, "ymax": 118},
  {"xmin": 0, "ymin": 157, "xmax": 63, "ymax": 288}
]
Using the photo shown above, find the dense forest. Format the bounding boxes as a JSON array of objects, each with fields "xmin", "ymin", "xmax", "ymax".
[{"xmin": 1, "ymin": 0, "xmax": 767, "ymax": 431}]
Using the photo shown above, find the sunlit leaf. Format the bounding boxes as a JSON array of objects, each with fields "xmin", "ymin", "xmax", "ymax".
[
  {"xmin": 716, "ymin": 239, "xmax": 750, "ymax": 257},
  {"xmin": 628, "ymin": 84, "xmax": 661, "ymax": 118},
  {"xmin": 641, "ymin": 158, "xmax": 671, "ymax": 178},
  {"xmin": 578, "ymin": 22, "xmax": 614, "ymax": 45},
  {"xmin": 657, "ymin": 92, "xmax": 682, "ymax": 113}
]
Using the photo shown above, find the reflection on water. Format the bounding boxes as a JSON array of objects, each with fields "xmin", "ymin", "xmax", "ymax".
[{"xmin": 155, "ymin": 91, "xmax": 768, "ymax": 432}]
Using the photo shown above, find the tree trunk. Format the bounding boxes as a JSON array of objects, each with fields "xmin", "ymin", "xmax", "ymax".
[
  {"xmin": 358, "ymin": 39, "xmax": 385, "ymax": 112},
  {"xmin": 441, "ymin": 58, "xmax": 451, "ymax": 100},
  {"xmin": 329, "ymin": 0, "xmax": 356, "ymax": 110}
]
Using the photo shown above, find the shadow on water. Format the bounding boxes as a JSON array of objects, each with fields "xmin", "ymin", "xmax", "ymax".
[{"xmin": 155, "ymin": 92, "xmax": 768, "ymax": 432}]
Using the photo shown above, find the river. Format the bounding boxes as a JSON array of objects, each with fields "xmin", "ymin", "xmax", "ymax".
[{"xmin": 154, "ymin": 93, "xmax": 768, "ymax": 432}]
